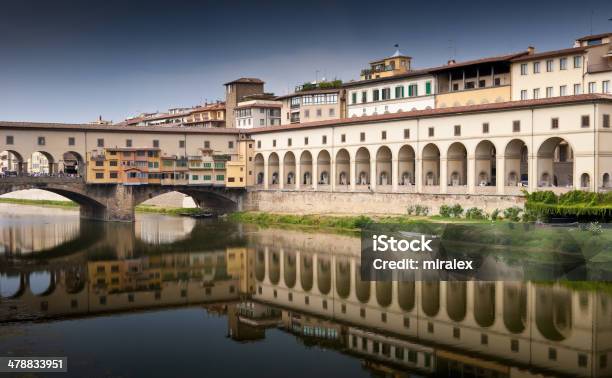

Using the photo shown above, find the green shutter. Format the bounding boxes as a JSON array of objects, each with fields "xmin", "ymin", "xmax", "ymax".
[
  {"xmin": 408, "ymin": 85, "xmax": 413, "ymax": 97},
  {"xmin": 352, "ymin": 92, "xmax": 357, "ymax": 104},
  {"xmin": 425, "ymin": 81, "xmax": 431, "ymax": 95}
]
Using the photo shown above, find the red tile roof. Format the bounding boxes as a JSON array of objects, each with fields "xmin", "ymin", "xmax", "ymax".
[
  {"xmin": 224, "ymin": 78, "xmax": 264, "ymax": 85},
  {"xmin": 0, "ymin": 121, "xmax": 241, "ymax": 134},
  {"xmin": 428, "ymin": 51, "xmax": 530, "ymax": 72},
  {"xmin": 575, "ymin": 32, "xmax": 611, "ymax": 42},
  {"xmin": 511, "ymin": 46, "xmax": 587, "ymax": 62}
]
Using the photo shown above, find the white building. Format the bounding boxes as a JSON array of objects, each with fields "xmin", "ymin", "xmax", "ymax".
[{"xmin": 235, "ymin": 99, "xmax": 282, "ymax": 129}]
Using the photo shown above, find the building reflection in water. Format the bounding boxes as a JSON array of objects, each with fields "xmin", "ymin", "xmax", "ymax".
[{"xmin": 1, "ymin": 218, "xmax": 611, "ymax": 377}]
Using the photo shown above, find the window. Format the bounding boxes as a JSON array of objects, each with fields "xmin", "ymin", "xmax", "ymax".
[
  {"xmin": 228, "ymin": 141, "xmax": 234, "ymax": 149},
  {"xmin": 546, "ymin": 87, "xmax": 553, "ymax": 98},
  {"xmin": 573, "ymin": 55, "xmax": 582, "ymax": 68},
  {"xmin": 560, "ymin": 85, "xmax": 567, "ymax": 96},
  {"xmin": 322, "ymin": 135, "xmax": 327, "ymax": 144},
  {"xmin": 425, "ymin": 81, "xmax": 432, "ymax": 95},
  {"xmin": 351, "ymin": 92, "xmax": 357, "ymax": 104},
  {"xmin": 546, "ymin": 59, "xmax": 553, "ymax": 72},
  {"xmin": 6, "ymin": 136, "xmax": 14, "ymax": 145},
  {"xmin": 548, "ymin": 348, "xmax": 557, "ymax": 361},
  {"xmin": 533, "ymin": 61, "xmax": 540, "ymax": 73},
  {"xmin": 151, "ymin": 139, "xmax": 159, "ymax": 148},
  {"xmin": 453, "ymin": 327, "xmax": 460, "ymax": 339},
  {"xmin": 403, "ymin": 317, "xmax": 410, "ymax": 328},
  {"xmin": 603, "ymin": 80, "xmax": 610, "ymax": 94},
  {"xmin": 574, "ymin": 84, "xmax": 582, "ymax": 95},
  {"xmin": 513, "ymin": 120, "xmax": 521, "ymax": 132},
  {"xmin": 304, "ymin": 137, "xmax": 309, "ymax": 145},
  {"xmin": 95, "ymin": 160, "xmax": 103, "ymax": 167},
  {"xmin": 95, "ymin": 172, "xmax": 104, "ymax": 179},
  {"xmin": 341, "ymin": 134, "xmax": 346, "ymax": 143},
  {"xmin": 382, "ymin": 87, "xmax": 390, "ymax": 100},
  {"xmin": 428, "ymin": 127, "xmax": 434, "ymax": 137},
  {"xmin": 482, "ymin": 122, "xmax": 489, "ymax": 134},
  {"xmin": 404, "ymin": 129, "xmax": 410, "ymax": 139},
  {"xmin": 272, "ymin": 140, "xmax": 276, "ymax": 147},
  {"xmin": 520, "ymin": 90, "xmax": 528, "ymax": 100},
  {"xmin": 304, "ymin": 109, "xmax": 310, "ymax": 118},
  {"xmin": 478, "ymin": 79, "xmax": 485, "ymax": 88},
  {"xmin": 38, "ymin": 136, "xmax": 46, "ymax": 145},
  {"xmin": 316, "ymin": 109, "xmax": 322, "ymax": 117},
  {"xmin": 604, "ymin": 114, "xmax": 610, "ymax": 128},
  {"xmin": 381, "ymin": 313, "xmax": 387, "ymax": 322},
  {"xmin": 216, "ymin": 174, "xmax": 224, "ymax": 181},
  {"xmin": 97, "ymin": 138, "xmax": 104, "ymax": 147},
  {"xmin": 560, "ymin": 57, "xmax": 567, "ymax": 70},
  {"xmin": 551, "ymin": 118, "xmax": 559, "ymax": 129},
  {"xmin": 588, "ymin": 82, "xmax": 596, "ymax": 93},
  {"xmin": 533, "ymin": 88, "xmax": 540, "ymax": 99},
  {"xmin": 511, "ymin": 339, "xmax": 519, "ymax": 352},
  {"xmin": 204, "ymin": 141, "xmax": 210, "ymax": 149},
  {"xmin": 373, "ymin": 89, "xmax": 380, "ymax": 101},
  {"xmin": 381, "ymin": 131, "xmax": 386, "ymax": 140},
  {"xmin": 109, "ymin": 160, "xmax": 118, "ymax": 166},
  {"xmin": 260, "ymin": 119, "xmax": 264, "ymax": 126},
  {"xmin": 481, "ymin": 334, "xmax": 488, "ymax": 345},
  {"xmin": 494, "ymin": 77, "xmax": 501, "ymax": 86},
  {"xmin": 329, "ymin": 108, "xmax": 335, "ymax": 116},
  {"xmin": 68, "ymin": 137, "xmax": 75, "ymax": 146},
  {"xmin": 361, "ymin": 91, "xmax": 367, "ymax": 103},
  {"xmin": 452, "ymin": 83, "xmax": 459, "ymax": 91},
  {"xmin": 395, "ymin": 86, "xmax": 404, "ymax": 98},
  {"xmin": 360, "ymin": 132, "xmax": 365, "ymax": 142},
  {"xmin": 257, "ymin": 140, "xmax": 261, "ymax": 148},
  {"xmin": 179, "ymin": 140, "xmax": 185, "ymax": 148},
  {"xmin": 464, "ymin": 81, "xmax": 475, "ymax": 89},
  {"xmin": 408, "ymin": 84, "xmax": 418, "ymax": 96},
  {"xmin": 287, "ymin": 138, "xmax": 292, "ymax": 147},
  {"xmin": 454, "ymin": 125, "xmax": 461, "ymax": 136},
  {"xmin": 520, "ymin": 63, "xmax": 528, "ymax": 75},
  {"xmin": 578, "ymin": 354, "xmax": 588, "ymax": 367},
  {"xmin": 581, "ymin": 115, "xmax": 590, "ymax": 128}
]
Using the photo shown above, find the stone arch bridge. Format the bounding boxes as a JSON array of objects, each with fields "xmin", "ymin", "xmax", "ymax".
[{"xmin": 0, "ymin": 176, "xmax": 245, "ymax": 221}]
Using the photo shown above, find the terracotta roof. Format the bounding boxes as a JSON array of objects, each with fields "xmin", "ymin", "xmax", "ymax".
[
  {"xmin": 343, "ymin": 69, "xmax": 433, "ymax": 88},
  {"xmin": 224, "ymin": 77, "xmax": 264, "ymax": 85},
  {"xmin": 428, "ymin": 51, "xmax": 530, "ymax": 72},
  {"xmin": 104, "ymin": 147, "xmax": 161, "ymax": 151},
  {"xmin": 576, "ymin": 32, "xmax": 611, "ymax": 41},
  {"xmin": 0, "ymin": 121, "xmax": 241, "ymax": 134},
  {"xmin": 275, "ymin": 88, "xmax": 342, "ymax": 100},
  {"xmin": 511, "ymin": 46, "xmax": 587, "ymax": 62},
  {"xmin": 248, "ymin": 94, "xmax": 612, "ymax": 134},
  {"xmin": 235, "ymin": 103, "xmax": 282, "ymax": 110}
]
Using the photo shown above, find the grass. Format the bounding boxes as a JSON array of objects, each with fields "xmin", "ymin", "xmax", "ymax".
[{"xmin": 0, "ymin": 198, "xmax": 201, "ymax": 216}]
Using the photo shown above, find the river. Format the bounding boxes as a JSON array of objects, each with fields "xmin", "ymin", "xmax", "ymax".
[{"xmin": 0, "ymin": 204, "xmax": 610, "ymax": 377}]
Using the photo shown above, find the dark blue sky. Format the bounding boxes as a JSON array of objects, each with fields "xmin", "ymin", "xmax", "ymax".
[{"xmin": 0, "ymin": 0, "xmax": 610, "ymax": 123}]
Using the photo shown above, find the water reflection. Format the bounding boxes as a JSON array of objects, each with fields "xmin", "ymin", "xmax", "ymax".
[{"xmin": 1, "ymin": 210, "xmax": 611, "ymax": 377}]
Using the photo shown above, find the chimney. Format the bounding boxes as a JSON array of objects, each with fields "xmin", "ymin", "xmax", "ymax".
[
  {"xmin": 527, "ymin": 46, "xmax": 535, "ymax": 55},
  {"xmin": 447, "ymin": 59, "xmax": 456, "ymax": 65}
]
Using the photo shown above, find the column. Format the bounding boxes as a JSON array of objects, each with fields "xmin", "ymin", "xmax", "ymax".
[
  {"xmin": 467, "ymin": 155, "xmax": 475, "ymax": 194},
  {"xmin": 312, "ymin": 158, "xmax": 318, "ymax": 191},
  {"xmin": 295, "ymin": 158, "xmax": 301, "ymax": 190},
  {"xmin": 391, "ymin": 158, "xmax": 399, "ymax": 192},
  {"xmin": 415, "ymin": 158, "xmax": 422, "ymax": 193},
  {"xmin": 440, "ymin": 157, "xmax": 448, "ymax": 193},
  {"xmin": 331, "ymin": 158, "xmax": 336, "ymax": 191},
  {"xmin": 528, "ymin": 153, "xmax": 537, "ymax": 192},
  {"xmin": 264, "ymin": 159, "xmax": 269, "ymax": 190},
  {"xmin": 350, "ymin": 158, "xmax": 356, "ymax": 191},
  {"xmin": 369, "ymin": 159, "xmax": 377, "ymax": 191},
  {"xmin": 496, "ymin": 155, "xmax": 505, "ymax": 195},
  {"xmin": 279, "ymin": 161, "xmax": 284, "ymax": 190}
]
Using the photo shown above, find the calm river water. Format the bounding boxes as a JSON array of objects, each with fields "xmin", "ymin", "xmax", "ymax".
[{"xmin": 0, "ymin": 203, "xmax": 611, "ymax": 377}]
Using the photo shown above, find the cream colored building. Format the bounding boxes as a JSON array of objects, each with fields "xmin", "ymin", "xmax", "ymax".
[
  {"xmin": 235, "ymin": 99, "xmax": 282, "ymax": 129},
  {"xmin": 251, "ymin": 94, "xmax": 612, "ymax": 195},
  {"xmin": 278, "ymin": 87, "xmax": 344, "ymax": 125},
  {"xmin": 511, "ymin": 33, "xmax": 611, "ymax": 101}
]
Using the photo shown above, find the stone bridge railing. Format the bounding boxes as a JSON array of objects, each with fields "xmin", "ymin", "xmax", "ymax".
[{"xmin": 0, "ymin": 176, "xmax": 85, "ymax": 185}]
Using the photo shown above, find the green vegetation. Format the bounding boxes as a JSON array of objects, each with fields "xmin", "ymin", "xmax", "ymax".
[
  {"xmin": 299, "ymin": 79, "xmax": 343, "ymax": 91},
  {"xmin": 228, "ymin": 212, "xmax": 373, "ymax": 230},
  {"xmin": 0, "ymin": 198, "xmax": 78, "ymax": 208},
  {"xmin": 133, "ymin": 205, "xmax": 204, "ymax": 216},
  {"xmin": 524, "ymin": 190, "xmax": 612, "ymax": 219}
]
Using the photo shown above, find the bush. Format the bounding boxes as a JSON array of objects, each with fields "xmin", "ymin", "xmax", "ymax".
[
  {"xmin": 450, "ymin": 204, "xmax": 464, "ymax": 218},
  {"xmin": 503, "ymin": 206, "xmax": 523, "ymax": 222},
  {"xmin": 438, "ymin": 204, "xmax": 452, "ymax": 218},
  {"xmin": 465, "ymin": 207, "xmax": 486, "ymax": 220},
  {"xmin": 489, "ymin": 208, "xmax": 501, "ymax": 221},
  {"xmin": 407, "ymin": 205, "xmax": 429, "ymax": 216}
]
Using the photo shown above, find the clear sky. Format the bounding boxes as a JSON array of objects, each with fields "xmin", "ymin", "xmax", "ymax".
[{"xmin": 0, "ymin": 0, "xmax": 611, "ymax": 123}]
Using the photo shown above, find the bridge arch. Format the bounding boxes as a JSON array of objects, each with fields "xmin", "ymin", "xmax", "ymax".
[
  {"xmin": 300, "ymin": 254, "xmax": 313, "ymax": 291},
  {"xmin": 283, "ymin": 251, "xmax": 296, "ymax": 288},
  {"xmin": 299, "ymin": 151, "xmax": 313, "ymax": 187},
  {"xmin": 447, "ymin": 281, "xmax": 467, "ymax": 321},
  {"xmin": 29, "ymin": 271, "xmax": 56, "ymax": 296},
  {"xmin": 317, "ymin": 150, "xmax": 331, "ymax": 186},
  {"xmin": 317, "ymin": 256, "xmax": 331, "ymax": 295},
  {"xmin": 376, "ymin": 146, "xmax": 392, "ymax": 186},
  {"xmin": 354, "ymin": 265, "xmax": 370, "ymax": 303},
  {"xmin": 0, "ymin": 150, "xmax": 26, "ymax": 173},
  {"xmin": 336, "ymin": 259, "xmax": 350, "ymax": 298},
  {"xmin": 335, "ymin": 149, "xmax": 350, "ymax": 186}
]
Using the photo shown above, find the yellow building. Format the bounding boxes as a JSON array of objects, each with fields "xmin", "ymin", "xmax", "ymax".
[
  {"xmin": 225, "ymin": 247, "xmax": 255, "ymax": 294},
  {"xmin": 226, "ymin": 136, "xmax": 255, "ymax": 188},
  {"xmin": 360, "ymin": 50, "xmax": 412, "ymax": 80}
]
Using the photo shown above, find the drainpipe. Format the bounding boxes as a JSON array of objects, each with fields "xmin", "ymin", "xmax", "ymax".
[{"xmin": 594, "ymin": 102, "xmax": 598, "ymax": 191}]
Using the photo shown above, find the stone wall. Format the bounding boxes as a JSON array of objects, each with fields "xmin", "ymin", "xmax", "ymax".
[{"xmin": 244, "ymin": 189, "xmax": 524, "ymax": 216}]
